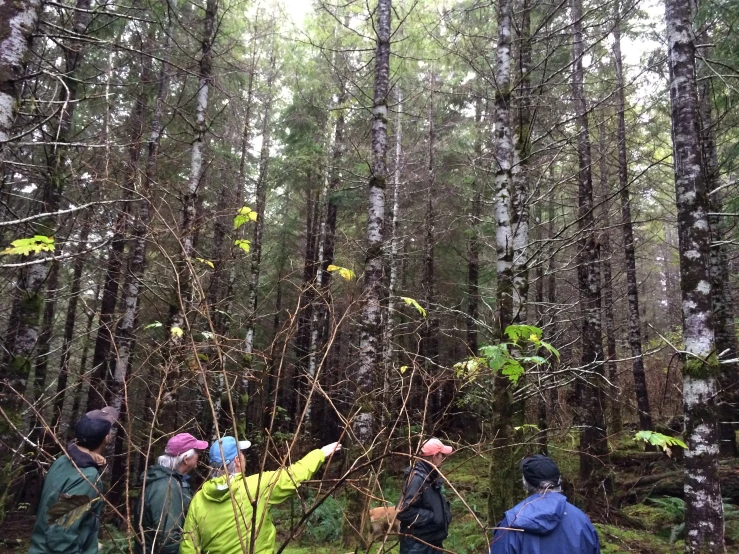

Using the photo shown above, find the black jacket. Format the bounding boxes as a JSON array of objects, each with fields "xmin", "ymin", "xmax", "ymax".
[{"xmin": 397, "ymin": 460, "xmax": 452, "ymax": 544}]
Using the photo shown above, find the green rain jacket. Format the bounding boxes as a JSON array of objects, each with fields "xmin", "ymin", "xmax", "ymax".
[
  {"xmin": 133, "ymin": 465, "xmax": 193, "ymax": 554},
  {"xmin": 180, "ymin": 449, "xmax": 326, "ymax": 554},
  {"xmin": 28, "ymin": 444, "xmax": 106, "ymax": 554}
]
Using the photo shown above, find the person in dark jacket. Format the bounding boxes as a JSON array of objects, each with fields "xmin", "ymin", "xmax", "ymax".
[
  {"xmin": 397, "ymin": 438, "xmax": 454, "ymax": 554},
  {"xmin": 28, "ymin": 406, "xmax": 119, "ymax": 554},
  {"xmin": 132, "ymin": 432, "xmax": 208, "ymax": 554},
  {"xmin": 490, "ymin": 455, "xmax": 600, "ymax": 554}
]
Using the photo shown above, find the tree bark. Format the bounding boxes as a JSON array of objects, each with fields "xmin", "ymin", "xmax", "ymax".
[
  {"xmin": 467, "ymin": 99, "xmax": 482, "ymax": 356},
  {"xmin": 570, "ymin": 0, "xmax": 608, "ymax": 488},
  {"xmin": 665, "ymin": 0, "xmax": 724, "ymax": 549},
  {"xmin": 613, "ymin": 0, "xmax": 653, "ymax": 432},
  {"xmin": 355, "ymin": 0, "xmax": 390, "ymax": 444},
  {"xmin": 488, "ymin": 0, "xmax": 516, "ymax": 526}
]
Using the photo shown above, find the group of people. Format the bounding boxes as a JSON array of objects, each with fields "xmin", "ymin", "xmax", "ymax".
[{"xmin": 28, "ymin": 406, "xmax": 600, "ymax": 554}]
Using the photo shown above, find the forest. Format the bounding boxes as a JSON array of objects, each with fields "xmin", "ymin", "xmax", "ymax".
[{"xmin": 1, "ymin": 0, "xmax": 739, "ymax": 551}]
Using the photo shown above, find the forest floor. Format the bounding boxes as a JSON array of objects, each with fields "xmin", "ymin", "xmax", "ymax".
[{"xmin": 3, "ymin": 432, "xmax": 739, "ymax": 553}]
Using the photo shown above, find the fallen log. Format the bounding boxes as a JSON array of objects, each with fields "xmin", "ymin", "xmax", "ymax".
[{"xmin": 617, "ymin": 465, "xmax": 739, "ymax": 504}]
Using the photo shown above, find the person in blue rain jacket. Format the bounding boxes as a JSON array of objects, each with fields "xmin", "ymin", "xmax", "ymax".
[{"xmin": 490, "ymin": 455, "xmax": 600, "ymax": 554}]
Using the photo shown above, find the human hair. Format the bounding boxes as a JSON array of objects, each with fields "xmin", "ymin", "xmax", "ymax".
[
  {"xmin": 522, "ymin": 475, "xmax": 562, "ymax": 495},
  {"xmin": 158, "ymin": 448, "xmax": 196, "ymax": 470},
  {"xmin": 209, "ymin": 458, "xmax": 239, "ymax": 478}
]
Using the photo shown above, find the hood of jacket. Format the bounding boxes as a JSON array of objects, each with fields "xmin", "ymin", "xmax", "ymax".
[
  {"xmin": 405, "ymin": 459, "xmax": 439, "ymax": 483},
  {"xmin": 200, "ymin": 473, "xmax": 244, "ymax": 503},
  {"xmin": 68, "ymin": 442, "xmax": 106, "ymax": 469},
  {"xmin": 505, "ymin": 492, "xmax": 567, "ymax": 535},
  {"xmin": 143, "ymin": 464, "xmax": 182, "ymax": 483}
]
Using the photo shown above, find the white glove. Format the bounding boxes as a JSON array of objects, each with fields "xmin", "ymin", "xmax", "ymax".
[{"xmin": 320, "ymin": 442, "xmax": 342, "ymax": 457}]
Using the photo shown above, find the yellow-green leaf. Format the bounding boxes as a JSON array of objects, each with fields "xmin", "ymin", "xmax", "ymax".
[
  {"xmin": 170, "ymin": 326, "xmax": 183, "ymax": 339},
  {"xmin": 327, "ymin": 264, "xmax": 355, "ymax": 281},
  {"xmin": 400, "ymin": 296, "xmax": 426, "ymax": 317},
  {"xmin": 234, "ymin": 239, "xmax": 251, "ymax": 253},
  {"xmin": 1, "ymin": 235, "xmax": 55, "ymax": 256},
  {"xmin": 195, "ymin": 257, "xmax": 214, "ymax": 268},
  {"xmin": 399, "ymin": 365, "xmax": 408, "ymax": 374},
  {"xmin": 234, "ymin": 206, "xmax": 258, "ymax": 230}
]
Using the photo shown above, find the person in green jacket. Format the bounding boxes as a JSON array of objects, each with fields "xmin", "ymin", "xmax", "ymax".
[
  {"xmin": 28, "ymin": 406, "xmax": 119, "ymax": 554},
  {"xmin": 180, "ymin": 436, "xmax": 342, "ymax": 554},
  {"xmin": 133, "ymin": 432, "xmax": 209, "ymax": 554}
]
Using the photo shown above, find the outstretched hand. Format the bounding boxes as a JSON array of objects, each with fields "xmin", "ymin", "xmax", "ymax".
[{"xmin": 320, "ymin": 442, "xmax": 342, "ymax": 457}]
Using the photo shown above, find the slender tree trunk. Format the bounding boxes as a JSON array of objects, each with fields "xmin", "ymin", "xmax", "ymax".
[
  {"xmin": 665, "ymin": 0, "xmax": 724, "ymax": 549},
  {"xmin": 355, "ymin": 0, "xmax": 390, "ymax": 443},
  {"xmin": 467, "ymin": 98, "xmax": 483, "ymax": 355},
  {"xmin": 597, "ymin": 121, "xmax": 621, "ymax": 434},
  {"xmin": 511, "ymin": 0, "xmax": 532, "ymax": 324},
  {"xmin": 571, "ymin": 0, "xmax": 608, "ymax": 488},
  {"xmin": 54, "ymin": 219, "xmax": 91, "ymax": 428},
  {"xmin": 613, "ymin": 0, "xmax": 652, "ymax": 432},
  {"xmin": 422, "ymin": 76, "xmax": 440, "ymax": 424},
  {"xmin": 164, "ymin": 0, "xmax": 217, "ymax": 424},
  {"xmin": 68, "ymin": 285, "xmax": 100, "ymax": 428},
  {"xmin": 488, "ymin": 0, "xmax": 516, "ymax": 526}
]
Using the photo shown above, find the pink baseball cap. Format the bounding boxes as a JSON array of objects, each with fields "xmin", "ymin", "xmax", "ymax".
[
  {"xmin": 165, "ymin": 433, "xmax": 209, "ymax": 456},
  {"xmin": 421, "ymin": 438, "xmax": 453, "ymax": 456}
]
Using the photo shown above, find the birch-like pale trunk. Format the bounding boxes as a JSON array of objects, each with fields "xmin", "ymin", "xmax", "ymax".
[
  {"xmin": 511, "ymin": 0, "xmax": 531, "ymax": 324},
  {"xmin": 692, "ymin": 0, "xmax": 739, "ymax": 458},
  {"xmin": 488, "ymin": 0, "xmax": 516, "ymax": 526},
  {"xmin": 0, "ymin": 0, "xmax": 41, "ymax": 155},
  {"xmin": 613, "ymin": 0, "xmax": 652, "ymax": 432},
  {"xmin": 665, "ymin": 0, "xmax": 724, "ymax": 549},
  {"xmin": 597, "ymin": 121, "xmax": 621, "ymax": 433},
  {"xmin": 355, "ymin": 0, "xmax": 391, "ymax": 443},
  {"xmin": 382, "ymin": 88, "xmax": 401, "ymax": 401},
  {"xmin": 570, "ymin": 0, "xmax": 608, "ymax": 487}
]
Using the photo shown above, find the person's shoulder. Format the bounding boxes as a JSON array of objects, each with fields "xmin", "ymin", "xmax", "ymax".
[{"xmin": 564, "ymin": 501, "xmax": 596, "ymax": 526}]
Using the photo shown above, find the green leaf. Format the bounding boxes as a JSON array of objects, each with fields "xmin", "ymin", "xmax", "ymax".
[
  {"xmin": 327, "ymin": 264, "xmax": 356, "ymax": 281},
  {"xmin": 170, "ymin": 326, "xmax": 183, "ymax": 339},
  {"xmin": 1, "ymin": 235, "xmax": 55, "ymax": 256},
  {"xmin": 504, "ymin": 325, "xmax": 543, "ymax": 345},
  {"xmin": 634, "ymin": 430, "xmax": 687, "ymax": 454},
  {"xmin": 46, "ymin": 494, "xmax": 100, "ymax": 528},
  {"xmin": 520, "ymin": 355, "xmax": 547, "ymax": 365},
  {"xmin": 501, "ymin": 359, "xmax": 525, "ymax": 384},
  {"xmin": 144, "ymin": 321, "xmax": 163, "ymax": 330},
  {"xmin": 400, "ymin": 296, "xmax": 426, "ymax": 317},
  {"xmin": 513, "ymin": 423, "xmax": 540, "ymax": 432},
  {"xmin": 399, "ymin": 365, "xmax": 409, "ymax": 374},
  {"xmin": 195, "ymin": 257, "xmax": 214, "ymax": 268},
  {"xmin": 234, "ymin": 239, "xmax": 251, "ymax": 253},
  {"xmin": 538, "ymin": 340, "xmax": 561, "ymax": 361},
  {"xmin": 234, "ymin": 206, "xmax": 258, "ymax": 230}
]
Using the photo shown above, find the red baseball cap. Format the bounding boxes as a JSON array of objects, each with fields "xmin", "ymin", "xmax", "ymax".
[
  {"xmin": 421, "ymin": 438, "xmax": 453, "ymax": 456},
  {"xmin": 165, "ymin": 433, "xmax": 209, "ymax": 456}
]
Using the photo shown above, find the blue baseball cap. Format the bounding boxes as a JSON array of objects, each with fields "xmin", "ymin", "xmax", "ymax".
[{"xmin": 209, "ymin": 436, "xmax": 251, "ymax": 466}]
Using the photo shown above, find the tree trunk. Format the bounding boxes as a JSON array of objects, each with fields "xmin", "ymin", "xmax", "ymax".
[
  {"xmin": 597, "ymin": 121, "xmax": 622, "ymax": 434},
  {"xmin": 613, "ymin": 0, "xmax": 652, "ymax": 432},
  {"xmin": 488, "ymin": 0, "xmax": 516, "ymax": 526},
  {"xmin": 467, "ymin": 99, "xmax": 482, "ymax": 356},
  {"xmin": 570, "ymin": 0, "xmax": 608, "ymax": 488},
  {"xmin": 0, "ymin": 0, "xmax": 42, "ymax": 153},
  {"xmin": 692, "ymin": 1, "xmax": 739, "ymax": 459},
  {"xmin": 665, "ymin": 0, "xmax": 724, "ymax": 549},
  {"xmin": 54, "ymin": 219, "xmax": 92, "ymax": 429},
  {"xmin": 355, "ymin": 0, "xmax": 390, "ymax": 444},
  {"xmin": 511, "ymin": 0, "xmax": 532, "ymax": 324}
]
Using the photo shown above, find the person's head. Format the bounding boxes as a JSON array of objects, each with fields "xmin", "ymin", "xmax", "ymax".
[
  {"xmin": 520, "ymin": 454, "xmax": 562, "ymax": 494},
  {"xmin": 158, "ymin": 432, "xmax": 209, "ymax": 474},
  {"xmin": 420, "ymin": 438, "xmax": 453, "ymax": 467},
  {"xmin": 209, "ymin": 436, "xmax": 252, "ymax": 477},
  {"xmin": 74, "ymin": 406, "xmax": 119, "ymax": 453}
]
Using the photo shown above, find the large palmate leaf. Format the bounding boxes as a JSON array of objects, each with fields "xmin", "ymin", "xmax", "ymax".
[{"xmin": 1, "ymin": 235, "xmax": 55, "ymax": 256}]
